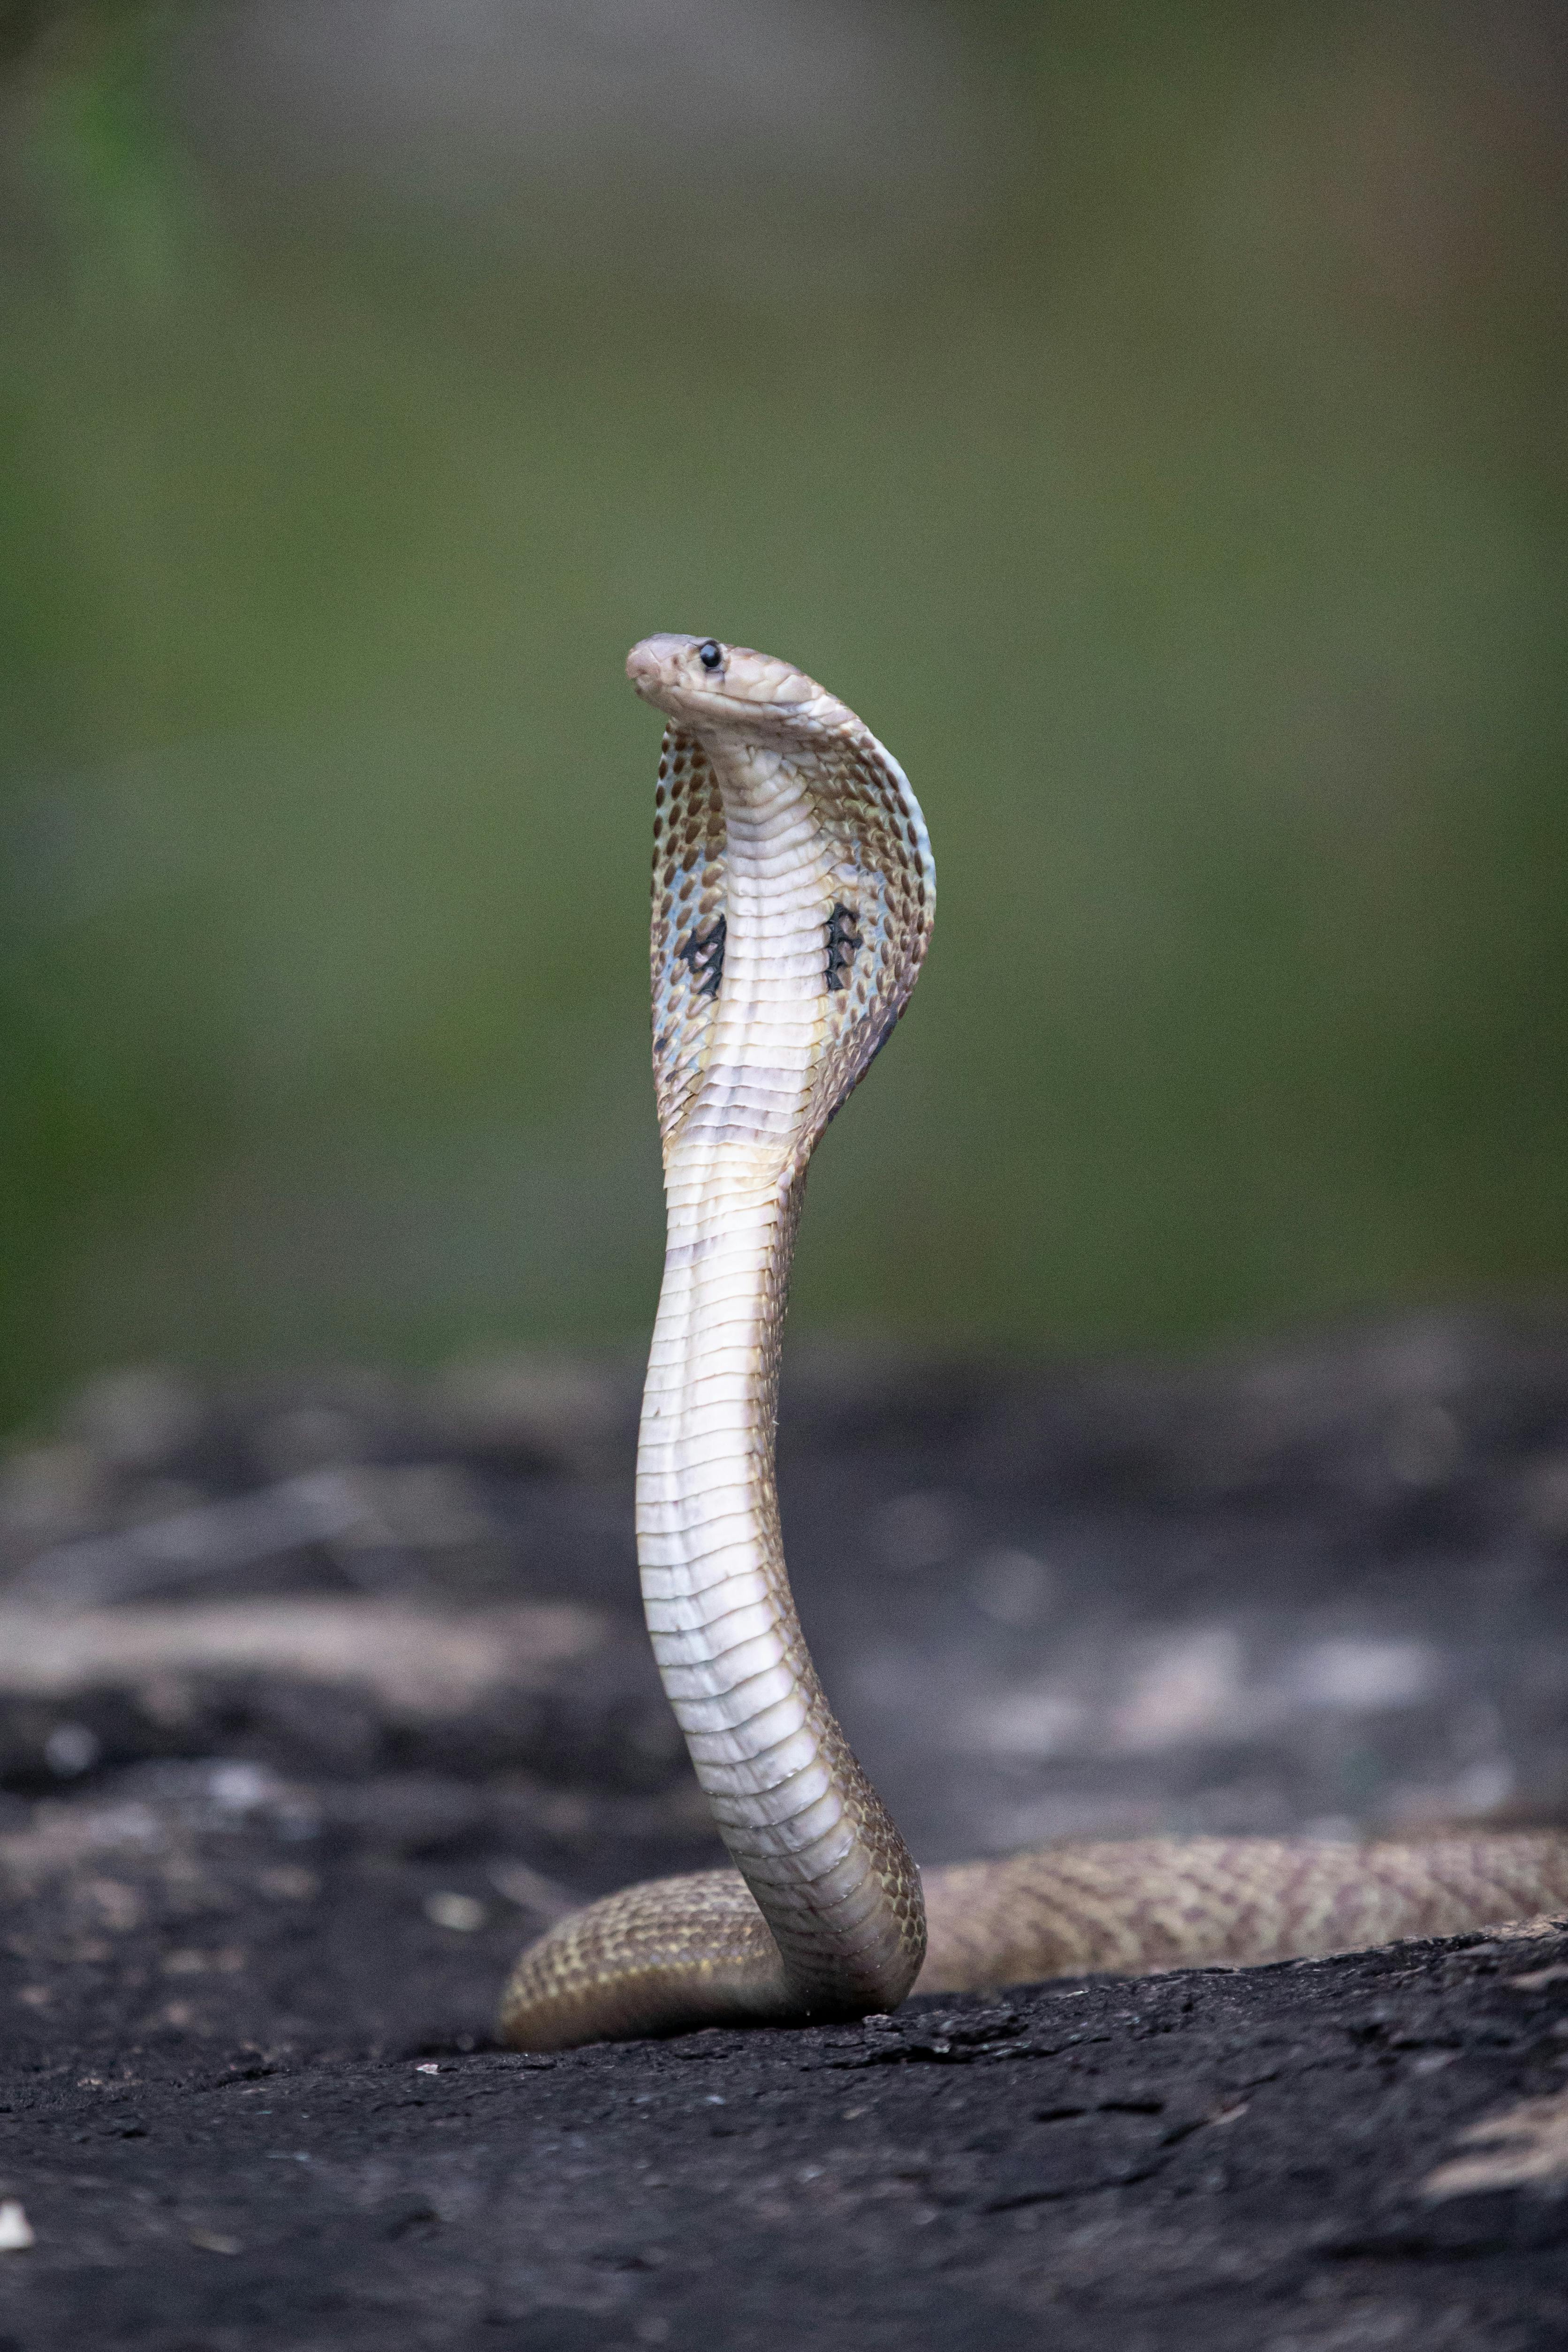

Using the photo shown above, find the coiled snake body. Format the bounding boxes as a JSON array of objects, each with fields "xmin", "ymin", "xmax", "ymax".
[{"xmin": 499, "ymin": 635, "xmax": 1568, "ymax": 2052}]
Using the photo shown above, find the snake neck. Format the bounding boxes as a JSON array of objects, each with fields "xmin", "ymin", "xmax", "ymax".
[{"xmin": 635, "ymin": 739, "xmax": 926, "ymax": 2020}]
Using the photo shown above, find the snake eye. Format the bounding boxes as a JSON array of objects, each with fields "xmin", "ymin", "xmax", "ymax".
[{"xmin": 697, "ymin": 639, "xmax": 723, "ymax": 671}]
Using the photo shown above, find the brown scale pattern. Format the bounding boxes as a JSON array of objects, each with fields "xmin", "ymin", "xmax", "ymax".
[
  {"xmin": 498, "ymin": 1871, "xmax": 785, "ymax": 2053},
  {"xmin": 787, "ymin": 724, "xmax": 934, "ymax": 1179},
  {"xmin": 650, "ymin": 725, "xmax": 728, "ymax": 1151},
  {"xmin": 502, "ymin": 1833, "xmax": 1568, "ymax": 2051},
  {"xmin": 918, "ymin": 1835, "xmax": 1568, "ymax": 1991}
]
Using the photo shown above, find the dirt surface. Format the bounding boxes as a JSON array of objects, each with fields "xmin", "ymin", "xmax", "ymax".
[{"xmin": 2, "ymin": 1312, "xmax": 1568, "ymax": 2348}]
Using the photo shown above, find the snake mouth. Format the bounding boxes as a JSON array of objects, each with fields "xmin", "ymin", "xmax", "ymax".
[{"xmin": 624, "ymin": 633, "xmax": 690, "ymax": 694}]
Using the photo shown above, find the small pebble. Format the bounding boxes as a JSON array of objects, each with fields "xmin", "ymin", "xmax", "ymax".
[
  {"xmin": 44, "ymin": 1721, "xmax": 101, "ymax": 1777},
  {"xmin": 0, "ymin": 2201, "xmax": 35, "ymax": 2252},
  {"xmin": 424, "ymin": 1892, "xmax": 487, "ymax": 1933},
  {"xmin": 189, "ymin": 2228, "xmax": 242, "ymax": 2256}
]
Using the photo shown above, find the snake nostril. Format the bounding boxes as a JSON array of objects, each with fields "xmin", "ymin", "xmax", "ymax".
[{"xmin": 697, "ymin": 639, "xmax": 723, "ymax": 671}]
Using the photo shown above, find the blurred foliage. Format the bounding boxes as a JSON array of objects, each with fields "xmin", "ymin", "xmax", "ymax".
[{"xmin": 1, "ymin": 0, "xmax": 1565, "ymax": 1430}]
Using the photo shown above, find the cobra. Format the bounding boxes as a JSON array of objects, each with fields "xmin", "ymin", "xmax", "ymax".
[{"xmin": 498, "ymin": 634, "xmax": 1568, "ymax": 2052}]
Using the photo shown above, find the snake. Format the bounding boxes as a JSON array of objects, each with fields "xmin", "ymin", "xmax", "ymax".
[{"xmin": 498, "ymin": 633, "xmax": 1568, "ymax": 2052}]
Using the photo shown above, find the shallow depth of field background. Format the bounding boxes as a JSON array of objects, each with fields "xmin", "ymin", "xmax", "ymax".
[{"xmin": 2, "ymin": 0, "xmax": 1565, "ymax": 1432}]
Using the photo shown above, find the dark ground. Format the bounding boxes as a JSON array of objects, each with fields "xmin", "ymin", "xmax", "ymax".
[{"xmin": 2, "ymin": 1311, "xmax": 1568, "ymax": 2349}]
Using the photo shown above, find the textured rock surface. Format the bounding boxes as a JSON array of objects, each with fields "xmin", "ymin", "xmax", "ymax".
[
  {"xmin": 5, "ymin": 1914, "xmax": 1568, "ymax": 2350},
  {"xmin": 1, "ymin": 1315, "xmax": 1567, "ymax": 2347}
]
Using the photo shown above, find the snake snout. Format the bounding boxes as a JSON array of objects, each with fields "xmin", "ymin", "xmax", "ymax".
[{"xmin": 625, "ymin": 632, "xmax": 700, "ymax": 707}]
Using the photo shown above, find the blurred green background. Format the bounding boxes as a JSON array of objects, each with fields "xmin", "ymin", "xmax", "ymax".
[{"xmin": 2, "ymin": 0, "xmax": 1565, "ymax": 1432}]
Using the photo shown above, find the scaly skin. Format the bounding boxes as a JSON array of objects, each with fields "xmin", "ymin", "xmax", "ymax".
[{"xmin": 497, "ymin": 637, "xmax": 1568, "ymax": 2054}]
